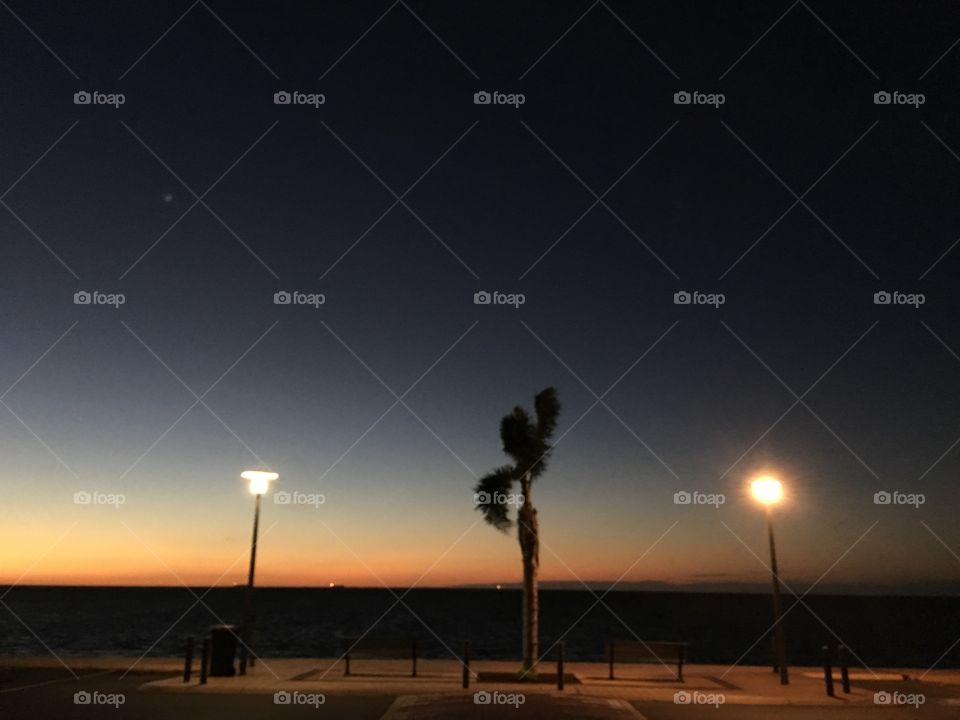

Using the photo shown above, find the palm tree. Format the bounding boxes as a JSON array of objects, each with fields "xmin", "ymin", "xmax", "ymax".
[{"xmin": 474, "ymin": 387, "xmax": 561, "ymax": 675}]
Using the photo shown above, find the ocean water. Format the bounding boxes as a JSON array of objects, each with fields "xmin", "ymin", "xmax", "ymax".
[{"xmin": 0, "ymin": 587, "xmax": 956, "ymax": 668}]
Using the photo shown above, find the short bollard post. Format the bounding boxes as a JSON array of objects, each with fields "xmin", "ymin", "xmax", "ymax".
[
  {"xmin": 463, "ymin": 641, "xmax": 470, "ymax": 689},
  {"xmin": 822, "ymin": 645, "xmax": 834, "ymax": 697},
  {"xmin": 839, "ymin": 645, "xmax": 850, "ymax": 694},
  {"xmin": 557, "ymin": 642, "xmax": 565, "ymax": 691},
  {"xmin": 200, "ymin": 637, "xmax": 210, "ymax": 685},
  {"xmin": 183, "ymin": 637, "xmax": 194, "ymax": 683}
]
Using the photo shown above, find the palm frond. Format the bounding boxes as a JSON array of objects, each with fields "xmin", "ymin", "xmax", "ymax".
[
  {"xmin": 473, "ymin": 465, "xmax": 516, "ymax": 531},
  {"xmin": 500, "ymin": 407, "xmax": 538, "ymax": 466},
  {"xmin": 534, "ymin": 387, "xmax": 560, "ymax": 441},
  {"xmin": 526, "ymin": 386, "xmax": 561, "ymax": 479}
]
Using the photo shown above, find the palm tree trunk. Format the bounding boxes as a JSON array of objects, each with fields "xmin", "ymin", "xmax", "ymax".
[{"xmin": 517, "ymin": 474, "xmax": 539, "ymax": 674}]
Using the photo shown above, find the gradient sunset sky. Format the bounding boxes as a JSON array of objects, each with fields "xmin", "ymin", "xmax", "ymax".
[{"xmin": 2, "ymin": 1, "xmax": 960, "ymax": 592}]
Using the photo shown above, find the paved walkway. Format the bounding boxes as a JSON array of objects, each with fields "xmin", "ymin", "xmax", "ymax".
[
  {"xmin": 6, "ymin": 656, "xmax": 960, "ymax": 719},
  {"xmin": 124, "ymin": 657, "xmax": 933, "ymax": 706}
]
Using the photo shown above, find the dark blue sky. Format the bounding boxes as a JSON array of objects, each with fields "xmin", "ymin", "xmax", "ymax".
[{"xmin": 2, "ymin": 1, "xmax": 960, "ymax": 590}]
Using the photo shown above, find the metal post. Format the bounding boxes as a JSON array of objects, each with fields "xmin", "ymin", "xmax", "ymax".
[
  {"xmin": 608, "ymin": 643, "xmax": 615, "ymax": 680},
  {"xmin": 199, "ymin": 637, "xmax": 209, "ymax": 685},
  {"xmin": 239, "ymin": 492, "xmax": 262, "ymax": 676},
  {"xmin": 822, "ymin": 645, "xmax": 834, "ymax": 697},
  {"xmin": 463, "ymin": 641, "xmax": 470, "ymax": 689},
  {"xmin": 557, "ymin": 642, "xmax": 565, "ymax": 691},
  {"xmin": 839, "ymin": 645, "xmax": 850, "ymax": 694},
  {"xmin": 183, "ymin": 637, "xmax": 194, "ymax": 683},
  {"xmin": 767, "ymin": 508, "xmax": 789, "ymax": 685}
]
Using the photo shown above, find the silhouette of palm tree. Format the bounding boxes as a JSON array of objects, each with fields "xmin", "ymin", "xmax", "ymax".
[{"xmin": 474, "ymin": 387, "xmax": 560, "ymax": 675}]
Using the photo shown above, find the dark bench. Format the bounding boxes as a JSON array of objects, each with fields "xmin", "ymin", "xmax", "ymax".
[
  {"xmin": 606, "ymin": 640, "xmax": 687, "ymax": 681},
  {"xmin": 341, "ymin": 637, "xmax": 418, "ymax": 677}
]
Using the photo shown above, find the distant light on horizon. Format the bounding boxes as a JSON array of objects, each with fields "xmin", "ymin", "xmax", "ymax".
[{"xmin": 751, "ymin": 476, "xmax": 783, "ymax": 505}]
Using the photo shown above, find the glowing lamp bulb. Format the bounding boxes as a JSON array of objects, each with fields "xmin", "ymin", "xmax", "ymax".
[
  {"xmin": 242, "ymin": 470, "xmax": 278, "ymax": 495},
  {"xmin": 751, "ymin": 476, "xmax": 783, "ymax": 505}
]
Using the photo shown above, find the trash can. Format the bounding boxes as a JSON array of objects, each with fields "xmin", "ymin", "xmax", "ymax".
[{"xmin": 208, "ymin": 624, "xmax": 239, "ymax": 677}]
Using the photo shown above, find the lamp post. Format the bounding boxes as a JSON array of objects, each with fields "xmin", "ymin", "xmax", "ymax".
[
  {"xmin": 751, "ymin": 475, "xmax": 789, "ymax": 686},
  {"xmin": 238, "ymin": 470, "xmax": 277, "ymax": 676}
]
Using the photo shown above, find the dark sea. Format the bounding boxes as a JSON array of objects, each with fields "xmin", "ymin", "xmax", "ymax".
[{"xmin": 1, "ymin": 587, "xmax": 956, "ymax": 668}]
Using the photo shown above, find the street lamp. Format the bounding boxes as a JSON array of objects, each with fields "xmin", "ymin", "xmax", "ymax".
[
  {"xmin": 751, "ymin": 475, "xmax": 789, "ymax": 685},
  {"xmin": 238, "ymin": 470, "xmax": 277, "ymax": 675}
]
